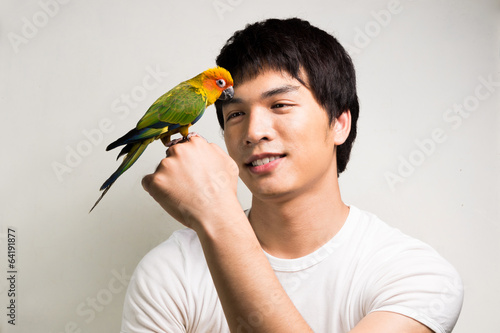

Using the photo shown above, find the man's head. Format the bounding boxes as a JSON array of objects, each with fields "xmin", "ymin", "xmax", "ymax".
[{"xmin": 215, "ymin": 17, "xmax": 359, "ymax": 174}]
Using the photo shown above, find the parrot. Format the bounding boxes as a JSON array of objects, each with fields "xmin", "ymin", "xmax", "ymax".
[{"xmin": 90, "ymin": 67, "xmax": 234, "ymax": 212}]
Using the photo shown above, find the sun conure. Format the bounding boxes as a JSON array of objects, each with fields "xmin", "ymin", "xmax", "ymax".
[{"xmin": 90, "ymin": 67, "xmax": 234, "ymax": 212}]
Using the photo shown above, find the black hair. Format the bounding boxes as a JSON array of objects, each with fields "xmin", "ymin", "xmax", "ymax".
[{"xmin": 215, "ymin": 18, "xmax": 359, "ymax": 174}]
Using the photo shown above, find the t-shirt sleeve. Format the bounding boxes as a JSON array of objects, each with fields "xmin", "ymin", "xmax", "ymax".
[
  {"xmin": 362, "ymin": 234, "xmax": 464, "ymax": 333},
  {"xmin": 120, "ymin": 232, "xmax": 190, "ymax": 333}
]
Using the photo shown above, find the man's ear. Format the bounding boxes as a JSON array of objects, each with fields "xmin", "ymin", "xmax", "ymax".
[{"xmin": 333, "ymin": 110, "xmax": 351, "ymax": 146}]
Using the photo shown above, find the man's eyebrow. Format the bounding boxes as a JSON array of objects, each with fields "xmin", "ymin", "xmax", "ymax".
[
  {"xmin": 222, "ymin": 97, "xmax": 244, "ymax": 106},
  {"xmin": 261, "ymin": 84, "xmax": 301, "ymax": 99},
  {"xmin": 221, "ymin": 84, "xmax": 301, "ymax": 108}
]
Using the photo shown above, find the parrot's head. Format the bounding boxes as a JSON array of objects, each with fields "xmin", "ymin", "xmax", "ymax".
[{"xmin": 200, "ymin": 67, "xmax": 234, "ymax": 105}]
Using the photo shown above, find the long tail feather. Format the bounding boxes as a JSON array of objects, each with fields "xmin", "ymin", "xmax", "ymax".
[
  {"xmin": 116, "ymin": 144, "xmax": 133, "ymax": 160},
  {"xmin": 100, "ymin": 141, "xmax": 149, "ymax": 191},
  {"xmin": 89, "ymin": 185, "xmax": 113, "ymax": 213},
  {"xmin": 89, "ymin": 140, "xmax": 151, "ymax": 212}
]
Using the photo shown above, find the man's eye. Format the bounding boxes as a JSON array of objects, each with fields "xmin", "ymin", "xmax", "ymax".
[
  {"xmin": 226, "ymin": 111, "xmax": 244, "ymax": 121},
  {"xmin": 271, "ymin": 103, "xmax": 287, "ymax": 109}
]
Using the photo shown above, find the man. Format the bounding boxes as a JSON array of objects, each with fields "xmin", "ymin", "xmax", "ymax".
[{"xmin": 121, "ymin": 18, "xmax": 463, "ymax": 332}]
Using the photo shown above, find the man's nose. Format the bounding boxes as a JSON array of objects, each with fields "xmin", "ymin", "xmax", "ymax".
[{"xmin": 244, "ymin": 108, "xmax": 275, "ymax": 146}]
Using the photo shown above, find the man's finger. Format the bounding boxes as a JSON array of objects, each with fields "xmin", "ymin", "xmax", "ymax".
[{"xmin": 142, "ymin": 174, "xmax": 152, "ymax": 192}]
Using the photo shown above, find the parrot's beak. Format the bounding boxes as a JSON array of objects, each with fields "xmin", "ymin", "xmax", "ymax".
[{"xmin": 218, "ymin": 86, "xmax": 234, "ymax": 101}]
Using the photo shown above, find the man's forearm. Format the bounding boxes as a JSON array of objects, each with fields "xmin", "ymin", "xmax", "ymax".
[{"xmin": 195, "ymin": 203, "xmax": 313, "ymax": 333}]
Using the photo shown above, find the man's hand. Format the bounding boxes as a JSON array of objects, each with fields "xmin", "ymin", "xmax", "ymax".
[{"xmin": 141, "ymin": 135, "xmax": 240, "ymax": 232}]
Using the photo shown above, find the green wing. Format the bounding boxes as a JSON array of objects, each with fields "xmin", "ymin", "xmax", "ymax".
[{"xmin": 136, "ymin": 82, "xmax": 207, "ymax": 130}]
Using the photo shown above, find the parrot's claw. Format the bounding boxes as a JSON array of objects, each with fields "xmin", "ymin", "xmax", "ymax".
[
  {"xmin": 164, "ymin": 133, "xmax": 202, "ymax": 151},
  {"xmin": 165, "ymin": 137, "xmax": 185, "ymax": 148}
]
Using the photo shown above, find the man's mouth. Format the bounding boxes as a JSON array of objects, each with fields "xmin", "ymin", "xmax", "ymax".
[{"xmin": 245, "ymin": 154, "xmax": 286, "ymax": 167}]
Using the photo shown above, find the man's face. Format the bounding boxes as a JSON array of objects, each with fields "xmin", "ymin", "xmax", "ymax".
[{"xmin": 222, "ymin": 70, "xmax": 339, "ymax": 202}]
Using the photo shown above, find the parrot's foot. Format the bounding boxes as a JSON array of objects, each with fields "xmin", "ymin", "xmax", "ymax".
[
  {"xmin": 164, "ymin": 132, "xmax": 201, "ymax": 149},
  {"xmin": 164, "ymin": 137, "xmax": 185, "ymax": 148}
]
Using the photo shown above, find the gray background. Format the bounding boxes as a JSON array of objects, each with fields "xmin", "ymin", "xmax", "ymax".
[{"xmin": 1, "ymin": 0, "xmax": 498, "ymax": 332}]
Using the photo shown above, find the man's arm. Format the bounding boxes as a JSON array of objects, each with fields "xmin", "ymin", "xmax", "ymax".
[
  {"xmin": 142, "ymin": 136, "xmax": 313, "ymax": 332},
  {"xmin": 197, "ymin": 204, "xmax": 314, "ymax": 332}
]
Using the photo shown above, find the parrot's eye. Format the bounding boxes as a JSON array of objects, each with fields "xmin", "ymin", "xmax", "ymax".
[{"xmin": 216, "ymin": 79, "xmax": 226, "ymax": 88}]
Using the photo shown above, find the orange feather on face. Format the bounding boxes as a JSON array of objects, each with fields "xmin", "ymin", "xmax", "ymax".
[{"xmin": 192, "ymin": 67, "xmax": 234, "ymax": 105}]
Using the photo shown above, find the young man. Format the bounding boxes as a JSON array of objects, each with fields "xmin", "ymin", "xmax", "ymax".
[{"xmin": 121, "ymin": 18, "xmax": 463, "ymax": 332}]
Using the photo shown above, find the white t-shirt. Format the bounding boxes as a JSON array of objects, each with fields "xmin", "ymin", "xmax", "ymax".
[{"xmin": 121, "ymin": 206, "xmax": 463, "ymax": 333}]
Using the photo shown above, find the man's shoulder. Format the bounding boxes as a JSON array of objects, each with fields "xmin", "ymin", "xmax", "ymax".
[
  {"xmin": 122, "ymin": 230, "xmax": 225, "ymax": 332},
  {"xmin": 348, "ymin": 206, "xmax": 437, "ymax": 254},
  {"xmin": 347, "ymin": 206, "xmax": 461, "ymax": 278},
  {"xmin": 349, "ymin": 205, "xmax": 462, "ymax": 294},
  {"xmin": 134, "ymin": 228, "xmax": 204, "ymax": 277},
  {"xmin": 168, "ymin": 227, "xmax": 200, "ymax": 249},
  {"xmin": 347, "ymin": 207, "xmax": 463, "ymax": 333},
  {"xmin": 146, "ymin": 227, "xmax": 200, "ymax": 256}
]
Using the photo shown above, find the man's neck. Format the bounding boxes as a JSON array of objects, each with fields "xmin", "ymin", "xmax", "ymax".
[{"xmin": 248, "ymin": 179, "xmax": 349, "ymax": 259}]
